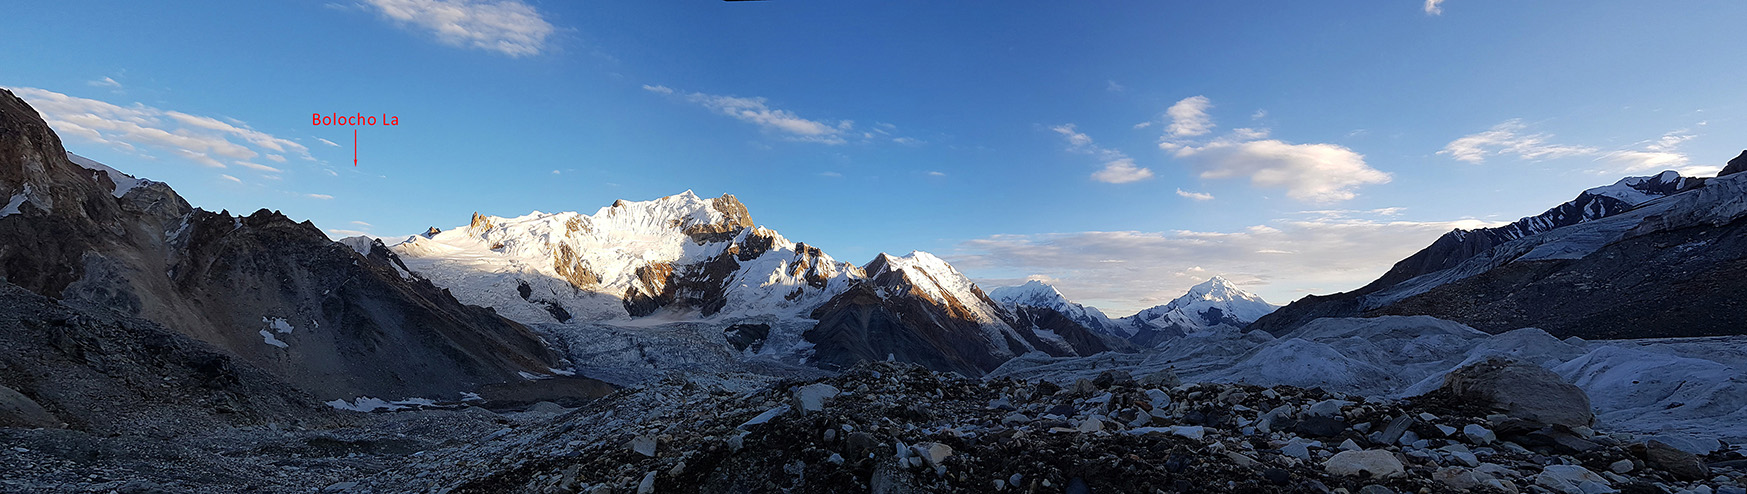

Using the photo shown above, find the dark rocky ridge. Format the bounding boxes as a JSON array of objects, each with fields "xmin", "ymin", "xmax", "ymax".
[
  {"xmin": 1249, "ymin": 169, "xmax": 1721, "ymax": 338},
  {"xmin": 0, "ymin": 88, "xmax": 563, "ymax": 401},
  {"xmin": 1721, "ymin": 150, "xmax": 1747, "ymax": 177},
  {"xmin": 1371, "ymin": 213, "xmax": 1747, "ymax": 338}
]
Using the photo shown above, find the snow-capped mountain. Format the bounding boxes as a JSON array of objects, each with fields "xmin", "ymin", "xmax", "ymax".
[
  {"xmin": 392, "ymin": 191, "xmax": 863, "ymax": 323},
  {"xmin": 805, "ymin": 251, "xmax": 1111, "ymax": 377},
  {"xmin": 988, "ymin": 280, "xmax": 1120, "ymax": 336},
  {"xmin": 1118, "ymin": 276, "xmax": 1277, "ymax": 345}
]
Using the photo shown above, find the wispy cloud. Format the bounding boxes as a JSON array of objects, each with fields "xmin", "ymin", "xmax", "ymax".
[
  {"xmin": 351, "ymin": 220, "xmax": 373, "ymax": 227},
  {"xmin": 1159, "ymin": 97, "xmax": 1389, "ymax": 202},
  {"xmin": 1440, "ymin": 120, "xmax": 1715, "ymax": 176},
  {"xmin": 953, "ymin": 216, "xmax": 1503, "ymax": 315},
  {"xmin": 360, "ymin": 0, "xmax": 555, "ymax": 57},
  {"xmin": 306, "ymin": 193, "xmax": 334, "ymax": 200},
  {"xmin": 1424, "ymin": 0, "xmax": 1445, "ymax": 15},
  {"xmin": 1175, "ymin": 189, "xmax": 1214, "ymax": 201},
  {"xmin": 317, "ymin": 138, "xmax": 341, "ymax": 147},
  {"xmin": 1165, "ymin": 95, "xmax": 1214, "ymax": 138},
  {"xmin": 236, "ymin": 161, "xmax": 282, "ymax": 173},
  {"xmin": 87, "ymin": 77, "xmax": 122, "ymax": 89},
  {"xmin": 649, "ymin": 85, "xmax": 865, "ymax": 145},
  {"xmin": 1052, "ymin": 124, "xmax": 1154, "ymax": 184},
  {"xmin": 220, "ymin": 174, "xmax": 242, "ymax": 183},
  {"xmin": 8, "ymin": 87, "xmax": 315, "ymax": 171},
  {"xmin": 1438, "ymin": 119, "xmax": 1596, "ymax": 164},
  {"xmin": 1106, "ymin": 80, "xmax": 1125, "ymax": 92},
  {"xmin": 926, "ymin": 171, "xmax": 946, "ymax": 177}
]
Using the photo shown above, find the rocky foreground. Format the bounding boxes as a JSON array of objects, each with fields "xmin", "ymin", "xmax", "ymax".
[{"xmin": 323, "ymin": 360, "xmax": 1744, "ymax": 494}]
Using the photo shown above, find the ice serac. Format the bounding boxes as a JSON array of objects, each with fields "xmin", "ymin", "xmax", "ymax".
[
  {"xmin": 804, "ymin": 251, "xmax": 1103, "ymax": 377},
  {"xmin": 0, "ymin": 88, "xmax": 562, "ymax": 402},
  {"xmin": 1118, "ymin": 276, "xmax": 1277, "ymax": 346},
  {"xmin": 1250, "ymin": 168, "xmax": 1716, "ymax": 337},
  {"xmin": 391, "ymin": 191, "xmax": 862, "ymax": 323}
]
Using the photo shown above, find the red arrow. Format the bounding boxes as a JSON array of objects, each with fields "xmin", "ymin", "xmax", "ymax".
[{"xmin": 353, "ymin": 128, "xmax": 358, "ymax": 166}]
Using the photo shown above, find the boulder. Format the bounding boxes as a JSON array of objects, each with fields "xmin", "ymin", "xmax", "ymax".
[
  {"xmin": 1532, "ymin": 464, "xmax": 1609, "ymax": 494},
  {"xmin": 1439, "ymin": 358, "xmax": 1594, "ymax": 428},
  {"xmin": 1324, "ymin": 450, "xmax": 1405, "ymax": 478},
  {"xmin": 0, "ymin": 384, "xmax": 59, "ymax": 428},
  {"xmin": 791, "ymin": 383, "xmax": 841, "ymax": 415},
  {"xmin": 1638, "ymin": 439, "xmax": 1709, "ymax": 480}
]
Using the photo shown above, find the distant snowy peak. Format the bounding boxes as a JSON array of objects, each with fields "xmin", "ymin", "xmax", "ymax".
[
  {"xmin": 392, "ymin": 191, "xmax": 860, "ymax": 322},
  {"xmin": 989, "ymin": 280, "xmax": 1118, "ymax": 335},
  {"xmin": 1122, "ymin": 276, "xmax": 1277, "ymax": 343}
]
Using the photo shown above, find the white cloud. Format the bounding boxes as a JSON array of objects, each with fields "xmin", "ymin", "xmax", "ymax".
[
  {"xmin": 327, "ymin": 229, "xmax": 372, "ymax": 237},
  {"xmin": 675, "ymin": 90, "xmax": 850, "ymax": 144},
  {"xmin": 641, "ymin": 84, "xmax": 674, "ymax": 95},
  {"xmin": 1441, "ymin": 121, "xmax": 1712, "ymax": 175},
  {"xmin": 1133, "ymin": 121, "xmax": 1154, "ymax": 129},
  {"xmin": 1106, "ymin": 80, "xmax": 1125, "ymax": 92},
  {"xmin": 926, "ymin": 171, "xmax": 946, "ymax": 177},
  {"xmin": 1175, "ymin": 188, "xmax": 1214, "ymax": 201},
  {"xmin": 1438, "ymin": 119, "xmax": 1597, "ymax": 164},
  {"xmin": 1425, "ymin": 0, "xmax": 1445, "ymax": 15},
  {"xmin": 88, "ymin": 77, "xmax": 121, "ymax": 88},
  {"xmin": 952, "ymin": 216, "xmax": 1503, "ymax": 315},
  {"xmin": 1155, "ymin": 96, "xmax": 1388, "ymax": 202},
  {"xmin": 220, "ymin": 174, "xmax": 242, "ymax": 183},
  {"xmin": 893, "ymin": 136, "xmax": 923, "ymax": 145},
  {"xmin": 264, "ymin": 154, "xmax": 288, "ymax": 163},
  {"xmin": 1052, "ymin": 124, "xmax": 1155, "ymax": 184},
  {"xmin": 8, "ymin": 87, "xmax": 315, "ymax": 172},
  {"xmin": 1092, "ymin": 159, "xmax": 1154, "ymax": 184},
  {"xmin": 1169, "ymin": 138, "xmax": 1390, "ymax": 202},
  {"xmin": 1165, "ymin": 95, "xmax": 1214, "ymax": 137},
  {"xmin": 236, "ymin": 161, "xmax": 282, "ymax": 173},
  {"xmin": 306, "ymin": 193, "xmax": 334, "ymax": 200},
  {"xmin": 351, "ymin": 220, "xmax": 373, "ymax": 227},
  {"xmin": 361, "ymin": 0, "xmax": 554, "ymax": 57},
  {"xmin": 317, "ymin": 138, "xmax": 341, "ymax": 148}
]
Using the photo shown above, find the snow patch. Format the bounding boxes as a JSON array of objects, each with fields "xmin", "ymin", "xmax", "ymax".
[
  {"xmin": 259, "ymin": 330, "xmax": 289, "ymax": 348},
  {"xmin": 68, "ymin": 152, "xmax": 144, "ymax": 198}
]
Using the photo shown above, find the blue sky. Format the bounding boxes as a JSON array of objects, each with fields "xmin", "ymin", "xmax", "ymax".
[{"xmin": 3, "ymin": 1, "xmax": 1743, "ymax": 315}]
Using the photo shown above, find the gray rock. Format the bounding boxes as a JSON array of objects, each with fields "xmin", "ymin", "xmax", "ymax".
[
  {"xmin": 1139, "ymin": 368, "xmax": 1181, "ymax": 388},
  {"xmin": 322, "ymin": 481, "xmax": 359, "ymax": 492},
  {"xmin": 1642, "ymin": 439, "xmax": 1709, "ymax": 481},
  {"xmin": 791, "ymin": 383, "xmax": 841, "ymax": 414},
  {"xmin": 1463, "ymin": 423, "xmax": 1496, "ymax": 445},
  {"xmin": 630, "ymin": 435, "xmax": 657, "ymax": 457},
  {"xmin": 1305, "ymin": 399, "xmax": 1351, "ymax": 418},
  {"xmin": 1441, "ymin": 357, "xmax": 1594, "ymax": 428},
  {"xmin": 637, "ymin": 471, "xmax": 657, "ymax": 494},
  {"xmin": 1357, "ymin": 485, "xmax": 1395, "ymax": 494},
  {"xmin": 0, "ymin": 384, "xmax": 59, "ymax": 429},
  {"xmin": 1377, "ymin": 415, "xmax": 1415, "ymax": 445},
  {"xmin": 1534, "ymin": 465, "xmax": 1609, "ymax": 494},
  {"xmin": 1324, "ymin": 450, "xmax": 1405, "ymax": 478},
  {"xmin": 1608, "ymin": 459, "xmax": 1633, "ymax": 474}
]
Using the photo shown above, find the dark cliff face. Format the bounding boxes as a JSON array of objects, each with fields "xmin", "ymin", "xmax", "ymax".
[
  {"xmin": 804, "ymin": 283, "xmax": 1019, "ymax": 378},
  {"xmin": 0, "ymin": 88, "xmax": 562, "ymax": 401},
  {"xmin": 1249, "ymin": 172, "xmax": 1700, "ymax": 337},
  {"xmin": 1371, "ymin": 214, "xmax": 1747, "ymax": 339}
]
